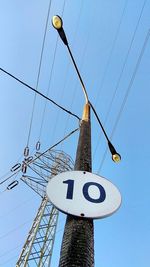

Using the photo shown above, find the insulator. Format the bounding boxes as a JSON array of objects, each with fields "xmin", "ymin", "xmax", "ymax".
[
  {"xmin": 22, "ymin": 163, "xmax": 27, "ymax": 174},
  {"xmin": 7, "ymin": 180, "xmax": 19, "ymax": 190},
  {"xmin": 10, "ymin": 163, "xmax": 21, "ymax": 172},
  {"xmin": 24, "ymin": 146, "xmax": 29, "ymax": 157},
  {"xmin": 36, "ymin": 141, "xmax": 41, "ymax": 151},
  {"xmin": 25, "ymin": 156, "xmax": 33, "ymax": 163}
]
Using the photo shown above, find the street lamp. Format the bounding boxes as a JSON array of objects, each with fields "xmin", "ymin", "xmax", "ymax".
[{"xmin": 52, "ymin": 15, "xmax": 121, "ymax": 163}]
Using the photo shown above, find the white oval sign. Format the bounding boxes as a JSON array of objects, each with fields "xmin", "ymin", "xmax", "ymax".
[{"xmin": 46, "ymin": 171, "xmax": 121, "ymax": 219}]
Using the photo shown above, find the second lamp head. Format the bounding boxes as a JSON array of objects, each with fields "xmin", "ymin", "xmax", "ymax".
[{"xmin": 52, "ymin": 15, "xmax": 63, "ymax": 30}]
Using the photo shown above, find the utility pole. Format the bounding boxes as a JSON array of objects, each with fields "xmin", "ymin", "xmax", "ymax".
[{"xmin": 59, "ymin": 103, "xmax": 94, "ymax": 266}]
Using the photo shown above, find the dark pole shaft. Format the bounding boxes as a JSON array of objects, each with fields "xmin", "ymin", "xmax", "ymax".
[{"xmin": 59, "ymin": 103, "xmax": 94, "ymax": 267}]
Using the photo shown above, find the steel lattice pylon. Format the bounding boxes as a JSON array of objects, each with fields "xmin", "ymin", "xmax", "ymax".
[
  {"xmin": 16, "ymin": 149, "xmax": 74, "ymax": 267},
  {"xmin": 16, "ymin": 196, "xmax": 58, "ymax": 267}
]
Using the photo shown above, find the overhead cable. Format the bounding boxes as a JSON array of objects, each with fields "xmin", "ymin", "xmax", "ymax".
[
  {"xmin": 0, "ymin": 196, "xmax": 34, "ymax": 219},
  {"xmin": 95, "ymin": 0, "xmax": 128, "ymax": 106},
  {"xmin": 0, "ymin": 223, "xmax": 65, "ymax": 265},
  {"xmin": 0, "ymin": 218, "xmax": 34, "ymax": 240},
  {"xmin": 0, "ymin": 254, "xmax": 18, "ymax": 266},
  {"xmin": 0, "ymin": 170, "xmax": 20, "ymax": 186},
  {"xmin": 0, "ymin": 243, "xmax": 22, "ymax": 259},
  {"xmin": 102, "ymin": 0, "xmax": 147, "ymax": 128},
  {"xmin": 30, "ymin": 127, "xmax": 79, "ymax": 165},
  {"xmin": 0, "ymin": 67, "xmax": 80, "ymax": 121},
  {"xmin": 97, "ymin": 29, "xmax": 150, "ymax": 173},
  {"xmin": 0, "ymin": 127, "xmax": 79, "ymax": 187},
  {"xmin": 111, "ymin": 28, "xmax": 150, "ymax": 138},
  {"xmin": 38, "ymin": 0, "xmax": 67, "ymax": 145},
  {"xmin": 38, "ymin": 36, "xmax": 58, "ymax": 142},
  {"xmin": 43, "ymin": 1, "xmax": 68, "ymax": 146},
  {"xmin": 94, "ymin": 0, "xmax": 147, "ymax": 158},
  {"xmin": 26, "ymin": 0, "xmax": 53, "ymax": 147},
  {"xmin": 62, "ymin": 1, "xmax": 88, "ymax": 147}
]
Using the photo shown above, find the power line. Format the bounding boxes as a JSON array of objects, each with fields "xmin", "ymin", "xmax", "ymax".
[
  {"xmin": 61, "ymin": 0, "xmax": 66, "ymax": 16},
  {"xmin": 0, "ymin": 153, "xmax": 23, "ymax": 183},
  {"xmin": 29, "ymin": 127, "xmax": 79, "ymax": 165},
  {"xmin": 94, "ymin": 0, "xmax": 128, "ymax": 107},
  {"xmin": 38, "ymin": 0, "xmax": 67, "ymax": 144},
  {"xmin": 102, "ymin": 0, "xmax": 147, "ymax": 128},
  {"xmin": 0, "ymin": 218, "xmax": 34, "ymax": 240},
  {"xmin": 0, "ymin": 170, "xmax": 20, "ymax": 186},
  {"xmin": 0, "ymin": 67, "xmax": 80, "ymax": 120},
  {"xmin": 97, "ymin": 28, "xmax": 150, "ymax": 173},
  {"xmin": 111, "ymin": 28, "xmax": 150, "ymax": 138},
  {"xmin": 0, "ymin": 127, "xmax": 79, "ymax": 187},
  {"xmin": 0, "ymin": 254, "xmax": 19, "ymax": 266},
  {"xmin": 61, "ymin": 1, "xmax": 89, "ymax": 149},
  {"xmin": 93, "ymin": 0, "xmax": 147, "ymax": 158},
  {"xmin": 0, "ymin": 244, "xmax": 23, "ymax": 259},
  {"xmin": 0, "ymin": 224, "xmax": 65, "ymax": 266},
  {"xmin": 0, "ymin": 225, "xmax": 64, "ymax": 260},
  {"xmin": 26, "ymin": 0, "xmax": 52, "ymax": 147},
  {"xmin": 38, "ymin": 36, "xmax": 59, "ymax": 142},
  {"xmin": 48, "ymin": 3, "xmax": 73, "ymax": 146},
  {"xmin": 37, "ymin": 0, "xmax": 67, "ymax": 143},
  {"xmin": 0, "ymin": 196, "xmax": 35, "ymax": 219}
]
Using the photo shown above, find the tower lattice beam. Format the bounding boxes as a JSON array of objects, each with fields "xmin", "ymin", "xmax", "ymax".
[{"xmin": 16, "ymin": 149, "xmax": 74, "ymax": 267}]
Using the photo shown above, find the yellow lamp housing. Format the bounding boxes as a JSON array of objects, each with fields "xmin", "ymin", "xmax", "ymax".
[
  {"xmin": 112, "ymin": 153, "xmax": 121, "ymax": 163},
  {"xmin": 52, "ymin": 15, "xmax": 62, "ymax": 30},
  {"xmin": 108, "ymin": 141, "xmax": 121, "ymax": 163}
]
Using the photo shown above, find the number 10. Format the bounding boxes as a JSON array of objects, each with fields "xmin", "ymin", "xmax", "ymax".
[{"xmin": 63, "ymin": 179, "xmax": 106, "ymax": 203}]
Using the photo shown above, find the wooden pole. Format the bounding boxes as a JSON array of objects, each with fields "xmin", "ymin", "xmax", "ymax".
[{"xmin": 59, "ymin": 103, "xmax": 94, "ymax": 267}]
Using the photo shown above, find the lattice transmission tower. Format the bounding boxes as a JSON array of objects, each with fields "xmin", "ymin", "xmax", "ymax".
[{"xmin": 16, "ymin": 149, "xmax": 74, "ymax": 267}]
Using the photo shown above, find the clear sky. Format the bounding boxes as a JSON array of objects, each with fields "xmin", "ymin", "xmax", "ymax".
[{"xmin": 0, "ymin": 0, "xmax": 150, "ymax": 266}]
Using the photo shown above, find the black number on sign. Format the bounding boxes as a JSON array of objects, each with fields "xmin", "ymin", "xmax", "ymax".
[
  {"xmin": 63, "ymin": 179, "xmax": 106, "ymax": 203},
  {"xmin": 83, "ymin": 182, "xmax": 106, "ymax": 203},
  {"xmin": 63, "ymin": 179, "xmax": 74, "ymax": 199}
]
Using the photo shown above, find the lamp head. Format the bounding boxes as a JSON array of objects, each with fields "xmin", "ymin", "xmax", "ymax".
[
  {"xmin": 108, "ymin": 141, "xmax": 121, "ymax": 163},
  {"xmin": 52, "ymin": 15, "xmax": 68, "ymax": 45},
  {"xmin": 112, "ymin": 153, "xmax": 121, "ymax": 163},
  {"xmin": 52, "ymin": 15, "xmax": 63, "ymax": 30}
]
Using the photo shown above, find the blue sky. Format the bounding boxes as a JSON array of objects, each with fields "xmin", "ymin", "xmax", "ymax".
[{"xmin": 0, "ymin": 0, "xmax": 150, "ymax": 266}]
